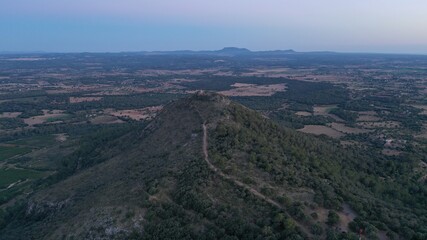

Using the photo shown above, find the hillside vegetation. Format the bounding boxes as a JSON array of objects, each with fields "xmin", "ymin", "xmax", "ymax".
[{"xmin": 0, "ymin": 93, "xmax": 425, "ymax": 239}]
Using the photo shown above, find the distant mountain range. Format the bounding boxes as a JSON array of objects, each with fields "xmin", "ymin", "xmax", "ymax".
[
  {"xmin": 140, "ymin": 47, "xmax": 297, "ymax": 56},
  {"xmin": 3, "ymin": 48, "xmax": 425, "ymax": 57}
]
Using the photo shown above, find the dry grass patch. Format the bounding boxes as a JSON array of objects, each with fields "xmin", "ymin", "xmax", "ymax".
[
  {"xmin": 295, "ymin": 111, "xmax": 312, "ymax": 116},
  {"xmin": 0, "ymin": 112, "xmax": 22, "ymax": 118},
  {"xmin": 298, "ymin": 125, "xmax": 344, "ymax": 138},
  {"xmin": 313, "ymin": 105, "xmax": 336, "ymax": 115},
  {"xmin": 313, "ymin": 105, "xmax": 345, "ymax": 122}
]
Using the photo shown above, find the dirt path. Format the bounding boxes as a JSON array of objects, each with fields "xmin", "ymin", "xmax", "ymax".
[
  {"xmin": 202, "ymin": 123, "xmax": 282, "ymax": 208},
  {"xmin": 202, "ymin": 123, "xmax": 317, "ymax": 237}
]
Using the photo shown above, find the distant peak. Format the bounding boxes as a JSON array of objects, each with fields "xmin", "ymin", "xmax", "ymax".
[{"xmin": 217, "ymin": 47, "xmax": 251, "ymax": 53}]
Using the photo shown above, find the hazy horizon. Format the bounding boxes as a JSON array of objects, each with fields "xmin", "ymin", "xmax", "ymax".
[
  {"xmin": 1, "ymin": 0, "xmax": 427, "ymax": 54},
  {"xmin": 2, "ymin": 48, "xmax": 427, "ymax": 56}
]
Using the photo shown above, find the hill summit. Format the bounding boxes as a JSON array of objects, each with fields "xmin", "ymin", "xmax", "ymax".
[{"xmin": 1, "ymin": 92, "xmax": 425, "ymax": 239}]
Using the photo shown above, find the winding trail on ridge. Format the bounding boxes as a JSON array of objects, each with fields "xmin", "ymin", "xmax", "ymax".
[
  {"xmin": 202, "ymin": 123, "xmax": 282, "ymax": 209},
  {"xmin": 202, "ymin": 122, "xmax": 313, "ymax": 237}
]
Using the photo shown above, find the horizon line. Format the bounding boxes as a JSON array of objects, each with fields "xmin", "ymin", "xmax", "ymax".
[{"xmin": 1, "ymin": 48, "xmax": 427, "ymax": 56}]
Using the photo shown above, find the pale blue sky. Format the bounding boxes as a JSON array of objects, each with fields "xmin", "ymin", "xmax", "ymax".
[{"xmin": 1, "ymin": 0, "xmax": 426, "ymax": 53}]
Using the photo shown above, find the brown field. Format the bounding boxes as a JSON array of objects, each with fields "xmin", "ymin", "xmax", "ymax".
[
  {"xmin": 105, "ymin": 106, "xmax": 163, "ymax": 121},
  {"xmin": 313, "ymin": 105, "xmax": 336, "ymax": 115},
  {"xmin": 295, "ymin": 111, "xmax": 312, "ymax": 116},
  {"xmin": 23, "ymin": 110, "xmax": 68, "ymax": 126},
  {"xmin": 329, "ymin": 123, "xmax": 371, "ymax": 134},
  {"xmin": 219, "ymin": 83, "xmax": 286, "ymax": 96},
  {"xmin": 69, "ymin": 97, "xmax": 103, "ymax": 103},
  {"xmin": 298, "ymin": 125, "xmax": 344, "ymax": 138},
  {"xmin": 313, "ymin": 105, "xmax": 345, "ymax": 122},
  {"xmin": 0, "ymin": 112, "xmax": 22, "ymax": 118}
]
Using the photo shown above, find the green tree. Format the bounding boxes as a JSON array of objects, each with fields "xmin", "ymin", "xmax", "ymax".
[{"xmin": 327, "ymin": 211, "xmax": 340, "ymax": 226}]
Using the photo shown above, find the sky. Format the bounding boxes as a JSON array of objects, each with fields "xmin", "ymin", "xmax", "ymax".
[{"xmin": 1, "ymin": 0, "xmax": 427, "ymax": 53}]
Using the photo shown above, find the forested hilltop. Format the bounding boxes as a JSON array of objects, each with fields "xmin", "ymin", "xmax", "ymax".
[{"xmin": 0, "ymin": 93, "xmax": 425, "ymax": 239}]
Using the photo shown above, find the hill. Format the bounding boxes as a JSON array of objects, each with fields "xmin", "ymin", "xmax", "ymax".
[{"xmin": 0, "ymin": 93, "xmax": 426, "ymax": 239}]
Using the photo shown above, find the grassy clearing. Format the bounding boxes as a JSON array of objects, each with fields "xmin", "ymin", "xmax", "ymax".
[
  {"xmin": 45, "ymin": 114, "xmax": 71, "ymax": 123},
  {"xmin": 8, "ymin": 135, "xmax": 56, "ymax": 148},
  {"xmin": 0, "ymin": 168, "xmax": 46, "ymax": 189},
  {"xmin": 0, "ymin": 146, "xmax": 32, "ymax": 161}
]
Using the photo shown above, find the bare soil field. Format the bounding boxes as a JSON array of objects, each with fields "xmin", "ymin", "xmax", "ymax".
[
  {"xmin": 313, "ymin": 105, "xmax": 336, "ymax": 115},
  {"xmin": 298, "ymin": 125, "xmax": 344, "ymax": 138},
  {"xmin": 23, "ymin": 110, "xmax": 68, "ymax": 126},
  {"xmin": 329, "ymin": 123, "xmax": 371, "ymax": 134},
  {"xmin": 313, "ymin": 105, "xmax": 345, "ymax": 122},
  {"xmin": 0, "ymin": 112, "xmax": 22, "ymax": 118},
  {"xmin": 219, "ymin": 83, "xmax": 286, "ymax": 96},
  {"xmin": 69, "ymin": 97, "xmax": 102, "ymax": 103},
  {"xmin": 295, "ymin": 111, "xmax": 312, "ymax": 116}
]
